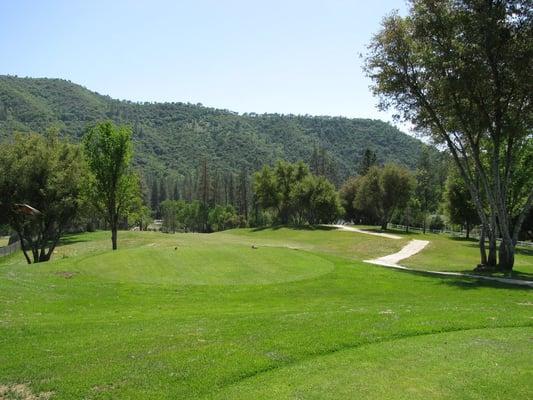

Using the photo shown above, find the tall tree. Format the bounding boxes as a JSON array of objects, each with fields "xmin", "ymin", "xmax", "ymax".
[
  {"xmin": 415, "ymin": 147, "xmax": 439, "ymax": 233},
  {"xmin": 197, "ymin": 159, "xmax": 211, "ymax": 231},
  {"xmin": 158, "ymin": 178, "xmax": 167, "ymax": 205},
  {"xmin": 358, "ymin": 148, "xmax": 378, "ymax": 176},
  {"xmin": 355, "ymin": 164, "xmax": 414, "ymax": 230},
  {"xmin": 83, "ymin": 121, "xmax": 138, "ymax": 250},
  {"xmin": 237, "ymin": 168, "xmax": 250, "ymax": 222},
  {"xmin": 150, "ymin": 180, "xmax": 159, "ymax": 212},
  {"xmin": 0, "ymin": 132, "xmax": 86, "ymax": 263},
  {"xmin": 339, "ymin": 176, "xmax": 362, "ymax": 222},
  {"xmin": 365, "ymin": 0, "xmax": 532, "ymax": 270},
  {"xmin": 444, "ymin": 167, "xmax": 479, "ymax": 239}
]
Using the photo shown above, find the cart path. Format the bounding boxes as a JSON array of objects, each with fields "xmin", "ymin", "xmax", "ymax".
[
  {"xmin": 365, "ymin": 240, "xmax": 533, "ymax": 288},
  {"xmin": 366, "ymin": 239, "xmax": 430, "ymax": 266},
  {"xmin": 329, "ymin": 224, "xmax": 402, "ymax": 239}
]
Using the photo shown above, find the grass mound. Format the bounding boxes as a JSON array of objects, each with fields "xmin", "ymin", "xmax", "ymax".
[{"xmin": 61, "ymin": 243, "xmax": 334, "ymax": 285}]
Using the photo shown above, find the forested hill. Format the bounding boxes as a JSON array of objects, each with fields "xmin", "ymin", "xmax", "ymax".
[{"xmin": 0, "ymin": 75, "xmax": 428, "ymax": 182}]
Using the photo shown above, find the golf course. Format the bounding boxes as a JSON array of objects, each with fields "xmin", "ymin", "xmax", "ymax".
[{"xmin": 1, "ymin": 227, "xmax": 532, "ymax": 399}]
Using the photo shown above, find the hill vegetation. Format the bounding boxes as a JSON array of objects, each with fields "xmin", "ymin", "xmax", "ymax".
[{"xmin": 0, "ymin": 75, "xmax": 428, "ymax": 182}]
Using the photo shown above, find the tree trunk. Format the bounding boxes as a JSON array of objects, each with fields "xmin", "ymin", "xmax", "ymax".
[
  {"xmin": 465, "ymin": 221, "xmax": 470, "ymax": 239},
  {"xmin": 487, "ymin": 234, "xmax": 497, "ymax": 267},
  {"xmin": 18, "ymin": 233, "xmax": 32, "ymax": 265},
  {"xmin": 479, "ymin": 225, "xmax": 487, "ymax": 266},
  {"xmin": 498, "ymin": 238, "xmax": 515, "ymax": 272},
  {"xmin": 111, "ymin": 227, "xmax": 118, "ymax": 250},
  {"xmin": 381, "ymin": 219, "xmax": 388, "ymax": 231}
]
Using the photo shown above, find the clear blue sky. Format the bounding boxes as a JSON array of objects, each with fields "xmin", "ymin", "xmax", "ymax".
[{"xmin": 0, "ymin": 0, "xmax": 408, "ymax": 122}]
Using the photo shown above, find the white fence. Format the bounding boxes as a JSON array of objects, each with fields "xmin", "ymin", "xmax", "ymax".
[
  {"xmin": 0, "ymin": 241, "xmax": 21, "ymax": 257},
  {"xmin": 387, "ymin": 223, "xmax": 533, "ymax": 248}
]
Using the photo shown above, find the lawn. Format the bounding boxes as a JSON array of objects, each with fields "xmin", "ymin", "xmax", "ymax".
[
  {"xmin": 350, "ymin": 227, "xmax": 533, "ymax": 279},
  {"xmin": 0, "ymin": 229, "xmax": 532, "ymax": 399},
  {"xmin": 0, "ymin": 236, "xmax": 9, "ymax": 247}
]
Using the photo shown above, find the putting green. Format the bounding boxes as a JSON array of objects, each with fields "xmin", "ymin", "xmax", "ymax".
[{"xmin": 67, "ymin": 243, "xmax": 334, "ymax": 285}]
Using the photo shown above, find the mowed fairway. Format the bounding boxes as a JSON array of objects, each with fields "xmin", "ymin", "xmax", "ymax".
[{"xmin": 0, "ymin": 229, "xmax": 532, "ymax": 399}]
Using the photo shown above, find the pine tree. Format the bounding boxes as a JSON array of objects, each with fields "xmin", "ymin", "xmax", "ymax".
[
  {"xmin": 237, "ymin": 168, "xmax": 249, "ymax": 222},
  {"xmin": 358, "ymin": 148, "xmax": 377, "ymax": 176},
  {"xmin": 150, "ymin": 180, "xmax": 159, "ymax": 212},
  {"xmin": 159, "ymin": 178, "xmax": 167, "ymax": 204}
]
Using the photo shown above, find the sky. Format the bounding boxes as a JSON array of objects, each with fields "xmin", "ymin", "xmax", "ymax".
[{"xmin": 0, "ymin": 0, "xmax": 409, "ymax": 124}]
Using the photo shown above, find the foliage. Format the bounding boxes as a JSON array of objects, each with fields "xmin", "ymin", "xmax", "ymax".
[
  {"xmin": 0, "ymin": 75, "xmax": 431, "ymax": 183},
  {"xmin": 83, "ymin": 121, "xmax": 139, "ymax": 249},
  {"xmin": 415, "ymin": 147, "xmax": 442, "ymax": 233},
  {"xmin": 444, "ymin": 167, "xmax": 479, "ymax": 238},
  {"xmin": 358, "ymin": 148, "xmax": 378, "ymax": 175},
  {"xmin": 159, "ymin": 200, "xmax": 239, "ymax": 233},
  {"xmin": 291, "ymin": 175, "xmax": 343, "ymax": 225},
  {"xmin": 208, "ymin": 204, "xmax": 240, "ymax": 232},
  {"xmin": 354, "ymin": 164, "xmax": 415, "ymax": 229},
  {"xmin": 365, "ymin": 0, "xmax": 533, "ymax": 270},
  {"xmin": 253, "ymin": 161, "xmax": 342, "ymax": 226},
  {"xmin": 339, "ymin": 176, "xmax": 361, "ymax": 222},
  {"xmin": 0, "ymin": 131, "xmax": 86, "ymax": 263}
]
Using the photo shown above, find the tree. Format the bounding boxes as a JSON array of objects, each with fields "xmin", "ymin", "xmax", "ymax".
[
  {"xmin": 365, "ymin": 0, "xmax": 532, "ymax": 270},
  {"xmin": 253, "ymin": 161, "xmax": 340, "ymax": 226},
  {"xmin": 83, "ymin": 121, "xmax": 138, "ymax": 250},
  {"xmin": 274, "ymin": 161, "xmax": 310, "ymax": 224},
  {"xmin": 0, "ymin": 132, "xmax": 86, "ymax": 263},
  {"xmin": 358, "ymin": 148, "xmax": 378, "ymax": 175},
  {"xmin": 196, "ymin": 159, "xmax": 211, "ymax": 231},
  {"xmin": 158, "ymin": 178, "xmax": 167, "ymax": 205},
  {"xmin": 150, "ymin": 180, "xmax": 159, "ymax": 214},
  {"xmin": 415, "ymin": 147, "xmax": 439, "ymax": 233},
  {"xmin": 339, "ymin": 176, "xmax": 361, "ymax": 222},
  {"xmin": 292, "ymin": 175, "xmax": 343, "ymax": 224},
  {"xmin": 355, "ymin": 164, "xmax": 414, "ymax": 230},
  {"xmin": 160, "ymin": 200, "xmax": 177, "ymax": 233},
  {"xmin": 208, "ymin": 205, "xmax": 239, "ymax": 231},
  {"xmin": 253, "ymin": 166, "xmax": 279, "ymax": 215},
  {"xmin": 237, "ymin": 168, "xmax": 250, "ymax": 222},
  {"xmin": 444, "ymin": 167, "xmax": 479, "ymax": 239}
]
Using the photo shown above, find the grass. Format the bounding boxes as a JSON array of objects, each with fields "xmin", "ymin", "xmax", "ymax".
[
  {"xmin": 0, "ymin": 236, "xmax": 9, "ymax": 247},
  {"xmin": 0, "ymin": 228, "xmax": 532, "ymax": 399},
  {"xmin": 358, "ymin": 227, "xmax": 533, "ymax": 279}
]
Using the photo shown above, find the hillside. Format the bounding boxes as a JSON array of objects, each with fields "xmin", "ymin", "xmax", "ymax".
[{"xmin": 0, "ymin": 75, "xmax": 428, "ymax": 182}]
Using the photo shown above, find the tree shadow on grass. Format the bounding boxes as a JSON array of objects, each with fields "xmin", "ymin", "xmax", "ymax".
[
  {"xmin": 393, "ymin": 268, "xmax": 532, "ymax": 291},
  {"xmin": 59, "ymin": 234, "xmax": 91, "ymax": 246},
  {"xmin": 251, "ymin": 225, "xmax": 337, "ymax": 232}
]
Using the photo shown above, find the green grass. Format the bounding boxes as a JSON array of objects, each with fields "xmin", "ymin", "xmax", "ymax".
[
  {"xmin": 0, "ymin": 229, "xmax": 532, "ymax": 399},
  {"xmin": 0, "ymin": 236, "xmax": 9, "ymax": 247},
  {"xmin": 358, "ymin": 227, "xmax": 533, "ymax": 279}
]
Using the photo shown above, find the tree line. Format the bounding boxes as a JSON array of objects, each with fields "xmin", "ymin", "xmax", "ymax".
[{"xmin": 0, "ymin": 119, "xmax": 530, "ymax": 271}]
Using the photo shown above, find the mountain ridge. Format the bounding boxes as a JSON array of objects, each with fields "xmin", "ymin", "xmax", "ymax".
[{"xmin": 0, "ymin": 75, "xmax": 430, "ymax": 182}]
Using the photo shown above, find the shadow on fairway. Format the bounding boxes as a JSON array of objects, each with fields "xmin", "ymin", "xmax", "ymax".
[
  {"xmin": 388, "ymin": 267, "xmax": 532, "ymax": 291},
  {"xmin": 251, "ymin": 225, "xmax": 337, "ymax": 232},
  {"xmin": 59, "ymin": 234, "xmax": 92, "ymax": 246}
]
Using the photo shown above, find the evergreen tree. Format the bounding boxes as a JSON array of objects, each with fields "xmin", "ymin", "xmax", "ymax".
[
  {"xmin": 150, "ymin": 180, "xmax": 159, "ymax": 212},
  {"xmin": 159, "ymin": 178, "xmax": 167, "ymax": 204},
  {"xmin": 358, "ymin": 148, "xmax": 377, "ymax": 175},
  {"xmin": 237, "ymin": 168, "xmax": 249, "ymax": 222}
]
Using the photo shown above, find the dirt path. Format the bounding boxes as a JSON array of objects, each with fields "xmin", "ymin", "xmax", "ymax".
[
  {"xmin": 365, "ymin": 240, "xmax": 533, "ymax": 288},
  {"xmin": 366, "ymin": 239, "xmax": 429, "ymax": 266},
  {"xmin": 329, "ymin": 224, "xmax": 402, "ymax": 240}
]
